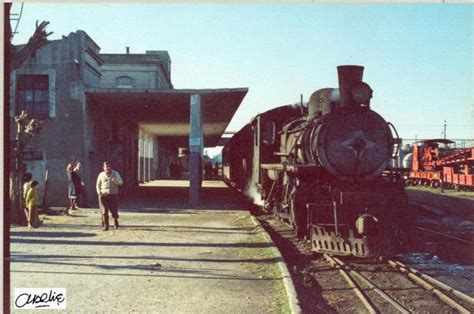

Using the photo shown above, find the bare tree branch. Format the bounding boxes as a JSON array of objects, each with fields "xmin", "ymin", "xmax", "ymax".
[{"xmin": 10, "ymin": 14, "xmax": 53, "ymax": 69}]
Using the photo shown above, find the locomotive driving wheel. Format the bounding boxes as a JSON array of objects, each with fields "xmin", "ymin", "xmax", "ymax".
[{"xmin": 288, "ymin": 179, "xmax": 308, "ymax": 237}]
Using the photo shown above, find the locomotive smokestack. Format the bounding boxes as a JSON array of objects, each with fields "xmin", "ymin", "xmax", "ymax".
[{"xmin": 337, "ymin": 65, "xmax": 364, "ymax": 108}]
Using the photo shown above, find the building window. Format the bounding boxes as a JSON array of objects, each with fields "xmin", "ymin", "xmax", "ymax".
[
  {"xmin": 116, "ymin": 76, "xmax": 133, "ymax": 88},
  {"xmin": 16, "ymin": 75, "xmax": 50, "ymax": 117}
]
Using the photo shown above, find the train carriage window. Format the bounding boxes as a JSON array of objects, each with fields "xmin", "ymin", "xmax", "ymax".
[{"xmin": 262, "ymin": 121, "xmax": 276, "ymax": 145}]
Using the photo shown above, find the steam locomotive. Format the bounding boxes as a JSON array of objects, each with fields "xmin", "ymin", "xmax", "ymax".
[{"xmin": 223, "ymin": 65, "xmax": 414, "ymax": 258}]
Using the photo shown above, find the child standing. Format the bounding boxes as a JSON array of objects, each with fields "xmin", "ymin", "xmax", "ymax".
[
  {"xmin": 22, "ymin": 172, "xmax": 33, "ymax": 221},
  {"xmin": 25, "ymin": 181, "xmax": 40, "ymax": 228}
]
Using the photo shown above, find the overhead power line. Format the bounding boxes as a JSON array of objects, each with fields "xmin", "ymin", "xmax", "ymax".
[{"xmin": 11, "ymin": 3, "xmax": 24, "ymax": 40}]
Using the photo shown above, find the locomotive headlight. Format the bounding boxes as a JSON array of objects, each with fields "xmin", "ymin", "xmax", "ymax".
[{"xmin": 351, "ymin": 82, "xmax": 373, "ymax": 105}]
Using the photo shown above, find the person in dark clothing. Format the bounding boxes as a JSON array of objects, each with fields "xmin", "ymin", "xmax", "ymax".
[
  {"xmin": 213, "ymin": 163, "xmax": 219, "ymax": 179},
  {"xmin": 204, "ymin": 162, "xmax": 212, "ymax": 180},
  {"xmin": 169, "ymin": 162, "xmax": 175, "ymax": 179},
  {"xmin": 66, "ymin": 162, "xmax": 79, "ymax": 213},
  {"xmin": 73, "ymin": 161, "xmax": 87, "ymax": 207}
]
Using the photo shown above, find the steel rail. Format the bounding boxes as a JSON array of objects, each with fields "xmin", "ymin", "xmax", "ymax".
[
  {"xmin": 323, "ymin": 254, "xmax": 376, "ymax": 314},
  {"xmin": 332, "ymin": 257, "xmax": 410, "ymax": 314},
  {"xmin": 393, "ymin": 259, "xmax": 474, "ymax": 306},
  {"xmin": 387, "ymin": 260, "xmax": 471, "ymax": 314},
  {"xmin": 417, "ymin": 227, "xmax": 474, "ymax": 245}
]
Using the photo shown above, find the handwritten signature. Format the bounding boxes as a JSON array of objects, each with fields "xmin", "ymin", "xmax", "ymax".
[{"xmin": 15, "ymin": 289, "xmax": 65, "ymax": 309}]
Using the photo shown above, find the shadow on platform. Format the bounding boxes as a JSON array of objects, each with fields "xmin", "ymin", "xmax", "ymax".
[{"xmin": 120, "ymin": 180, "xmax": 254, "ymax": 212}]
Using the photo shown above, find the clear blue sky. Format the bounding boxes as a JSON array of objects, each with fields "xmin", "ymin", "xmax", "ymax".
[{"xmin": 11, "ymin": 3, "xmax": 473, "ymax": 140}]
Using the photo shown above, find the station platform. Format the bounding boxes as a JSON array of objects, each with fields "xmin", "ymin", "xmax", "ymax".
[{"xmin": 9, "ymin": 181, "xmax": 296, "ymax": 313}]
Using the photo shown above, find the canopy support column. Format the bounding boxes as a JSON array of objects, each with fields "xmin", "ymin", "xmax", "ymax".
[{"xmin": 189, "ymin": 94, "xmax": 203, "ymax": 205}]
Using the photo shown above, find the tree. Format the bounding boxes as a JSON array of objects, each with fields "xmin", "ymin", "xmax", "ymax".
[
  {"xmin": 10, "ymin": 112, "xmax": 41, "ymax": 224},
  {"xmin": 5, "ymin": 3, "xmax": 52, "ymax": 224},
  {"xmin": 6, "ymin": 3, "xmax": 53, "ymax": 70}
]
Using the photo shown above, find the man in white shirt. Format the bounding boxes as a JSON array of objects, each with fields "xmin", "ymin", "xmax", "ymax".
[{"xmin": 96, "ymin": 161, "xmax": 123, "ymax": 231}]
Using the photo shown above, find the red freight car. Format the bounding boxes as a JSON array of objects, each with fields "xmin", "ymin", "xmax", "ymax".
[{"xmin": 408, "ymin": 139, "xmax": 474, "ymax": 190}]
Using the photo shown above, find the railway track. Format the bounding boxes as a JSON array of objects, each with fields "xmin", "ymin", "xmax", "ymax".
[
  {"xmin": 259, "ymin": 215, "xmax": 474, "ymax": 312},
  {"xmin": 415, "ymin": 215, "xmax": 474, "ymax": 264},
  {"xmin": 415, "ymin": 203, "xmax": 474, "ymax": 244},
  {"xmin": 322, "ymin": 254, "xmax": 474, "ymax": 314},
  {"xmin": 417, "ymin": 226, "xmax": 474, "ymax": 246}
]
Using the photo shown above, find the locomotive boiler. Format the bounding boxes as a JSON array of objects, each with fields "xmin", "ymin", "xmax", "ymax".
[{"xmin": 223, "ymin": 65, "xmax": 414, "ymax": 258}]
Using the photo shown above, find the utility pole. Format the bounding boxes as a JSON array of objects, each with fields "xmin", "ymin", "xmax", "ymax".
[
  {"xmin": 443, "ymin": 120, "xmax": 447, "ymax": 140},
  {"xmin": 471, "ymin": 103, "xmax": 473, "ymax": 139},
  {"xmin": 443, "ymin": 120, "xmax": 448, "ymax": 149}
]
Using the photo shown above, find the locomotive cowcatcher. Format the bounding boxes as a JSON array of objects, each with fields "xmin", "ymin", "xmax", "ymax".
[{"xmin": 223, "ymin": 65, "xmax": 414, "ymax": 258}]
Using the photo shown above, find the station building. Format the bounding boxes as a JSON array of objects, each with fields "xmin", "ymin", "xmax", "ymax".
[{"xmin": 9, "ymin": 30, "xmax": 247, "ymax": 207}]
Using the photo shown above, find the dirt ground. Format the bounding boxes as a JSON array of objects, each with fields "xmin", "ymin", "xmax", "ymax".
[{"xmin": 9, "ymin": 207, "xmax": 289, "ymax": 313}]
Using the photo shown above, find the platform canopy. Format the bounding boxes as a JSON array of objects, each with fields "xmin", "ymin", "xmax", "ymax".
[{"xmin": 86, "ymin": 88, "xmax": 248, "ymax": 147}]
